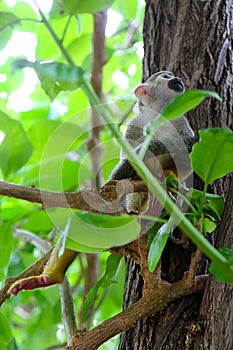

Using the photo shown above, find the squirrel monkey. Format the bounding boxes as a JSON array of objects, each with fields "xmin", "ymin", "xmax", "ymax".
[
  {"xmin": 111, "ymin": 71, "xmax": 195, "ymax": 213},
  {"xmin": 111, "ymin": 71, "xmax": 195, "ymax": 182},
  {"xmin": 9, "ymin": 71, "xmax": 195, "ymax": 295}
]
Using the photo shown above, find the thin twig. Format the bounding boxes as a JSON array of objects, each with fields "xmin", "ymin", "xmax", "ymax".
[
  {"xmin": 59, "ymin": 277, "xmax": 77, "ymax": 344},
  {"xmin": 33, "ymin": 0, "xmax": 75, "ymax": 65},
  {"xmin": 14, "ymin": 228, "xmax": 51, "ymax": 252},
  {"xmin": 61, "ymin": 15, "xmax": 72, "ymax": 43},
  {"xmin": 0, "ymin": 18, "xmax": 41, "ymax": 32}
]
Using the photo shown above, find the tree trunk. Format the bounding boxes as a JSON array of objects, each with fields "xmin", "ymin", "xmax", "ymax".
[{"xmin": 119, "ymin": 0, "xmax": 233, "ymax": 349}]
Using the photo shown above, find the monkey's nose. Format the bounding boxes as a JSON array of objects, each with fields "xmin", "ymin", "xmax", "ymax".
[{"xmin": 168, "ymin": 77, "xmax": 184, "ymax": 92}]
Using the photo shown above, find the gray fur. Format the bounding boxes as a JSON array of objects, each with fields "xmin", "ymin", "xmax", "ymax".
[{"xmin": 110, "ymin": 71, "xmax": 195, "ymax": 182}]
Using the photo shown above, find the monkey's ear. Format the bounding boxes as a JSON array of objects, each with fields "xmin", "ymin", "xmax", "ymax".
[{"xmin": 134, "ymin": 84, "xmax": 153, "ymax": 105}]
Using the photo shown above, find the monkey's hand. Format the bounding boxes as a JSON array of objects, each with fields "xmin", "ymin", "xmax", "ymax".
[{"xmin": 9, "ymin": 246, "xmax": 78, "ymax": 296}]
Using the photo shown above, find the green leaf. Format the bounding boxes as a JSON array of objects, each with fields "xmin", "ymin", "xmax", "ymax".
[
  {"xmin": 67, "ymin": 34, "xmax": 92, "ymax": 66},
  {"xmin": 204, "ymin": 193, "xmax": 224, "ymax": 222},
  {"xmin": 22, "ymin": 210, "xmax": 54, "ymax": 233},
  {"xmin": 82, "ymin": 254, "xmax": 122, "ymax": 321},
  {"xmin": 203, "ymin": 218, "xmax": 217, "ymax": 234},
  {"xmin": 63, "ymin": 0, "xmax": 115, "ymax": 14},
  {"xmin": 0, "ymin": 313, "xmax": 13, "ymax": 349},
  {"xmin": 0, "ymin": 11, "xmax": 19, "ymax": 50},
  {"xmin": 70, "ymin": 212, "xmax": 140, "ymax": 249},
  {"xmin": 13, "ymin": 59, "xmax": 88, "ymax": 100},
  {"xmin": 141, "ymin": 90, "xmax": 221, "ymax": 159},
  {"xmin": 65, "ymin": 237, "xmax": 105, "ymax": 253},
  {"xmin": 0, "ymin": 111, "xmax": 33, "ymax": 177},
  {"xmin": 187, "ymin": 189, "xmax": 224, "ymax": 222},
  {"xmin": 148, "ymin": 222, "xmax": 171, "ymax": 272},
  {"xmin": 162, "ymin": 89, "xmax": 221, "ymax": 121},
  {"xmin": 0, "ymin": 223, "xmax": 13, "ymax": 280},
  {"xmin": 113, "ymin": 0, "xmax": 137, "ymax": 19},
  {"xmin": 190, "ymin": 128, "xmax": 233, "ymax": 186},
  {"xmin": 49, "ymin": 1, "xmax": 68, "ymax": 19},
  {"xmin": 209, "ymin": 248, "xmax": 233, "ymax": 283},
  {"xmin": 25, "ymin": 120, "xmax": 84, "ymax": 190},
  {"xmin": 46, "ymin": 209, "xmax": 141, "ymax": 250}
]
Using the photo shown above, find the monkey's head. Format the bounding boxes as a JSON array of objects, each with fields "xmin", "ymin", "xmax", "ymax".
[{"xmin": 134, "ymin": 71, "xmax": 184, "ymax": 113}]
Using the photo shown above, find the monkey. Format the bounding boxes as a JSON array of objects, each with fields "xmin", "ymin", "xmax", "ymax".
[
  {"xmin": 111, "ymin": 71, "xmax": 195, "ymax": 182},
  {"xmin": 110, "ymin": 71, "xmax": 195, "ymax": 215},
  {"xmin": 8, "ymin": 71, "xmax": 195, "ymax": 295}
]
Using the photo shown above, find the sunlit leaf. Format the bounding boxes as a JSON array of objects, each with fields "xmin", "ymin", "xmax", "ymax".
[
  {"xmin": 69, "ymin": 212, "xmax": 141, "ymax": 249},
  {"xmin": 0, "ymin": 223, "xmax": 13, "ymax": 280},
  {"xmin": 67, "ymin": 34, "xmax": 92, "ymax": 66},
  {"xmin": 13, "ymin": 59, "xmax": 88, "ymax": 100},
  {"xmin": 0, "ymin": 57, "xmax": 24, "ymax": 93},
  {"xmin": 190, "ymin": 128, "xmax": 233, "ymax": 186},
  {"xmin": 49, "ymin": 1, "xmax": 68, "ymax": 19},
  {"xmin": 203, "ymin": 218, "xmax": 217, "ymax": 234},
  {"xmin": 22, "ymin": 210, "xmax": 54, "ymax": 233},
  {"xmin": 113, "ymin": 0, "xmax": 137, "ymax": 18},
  {"xmin": 209, "ymin": 248, "xmax": 233, "ymax": 283},
  {"xmin": 65, "ymin": 237, "xmax": 105, "ymax": 253},
  {"xmin": 46, "ymin": 209, "xmax": 141, "ymax": 250},
  {"xmin": 63, "ymin": 0, "xmax": 115, "ymax": 14},
  {"xmin": 24, "ymin": 120, "xmax": 85, "ymax": 190},
  {"xmin": 82, "ymin": 254, "xmax": 122, "ymax": 321},
  {"xmin": 0, "ymin": 313, "xmax": 13, "ymax": 349},
  {"xmin": 0, "ymin": 111, "xmax": 33, "ymax": 177},
  {"xmin": 0, "ymin": 11, "xmax": 19, "ymax": 49},
  {"xmin": 10, "ymin": 2, "xmax": 37, "ymax": 31}
]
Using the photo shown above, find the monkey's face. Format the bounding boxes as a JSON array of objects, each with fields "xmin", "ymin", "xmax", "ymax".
[{"xmin": 134, "ymin": 71, "xmax": 184, "ymax": 113}]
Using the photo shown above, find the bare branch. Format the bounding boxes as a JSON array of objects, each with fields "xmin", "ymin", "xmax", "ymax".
[
  {"xmin": 68, "ymin": 275, "xmax": 207, "ymax": 350},
  {"xmin": 59, "ymin": 277, "xmax": 77, "ymax": 344},
  {"xmin": 0, "ymin": 180, "xmax": 147, "ymax": 212},
  {"xmin": 0, "ymin": 249, "xmax": 52, "ymax": 306},
  {"xmin": 14, "ymin": 228, "xmax": 51, "ymax": 252}
]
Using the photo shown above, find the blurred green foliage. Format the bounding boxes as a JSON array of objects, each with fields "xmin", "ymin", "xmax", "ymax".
[{"xmin": 0, "ymin": 0, "xmax": 144, "ymax": 349}]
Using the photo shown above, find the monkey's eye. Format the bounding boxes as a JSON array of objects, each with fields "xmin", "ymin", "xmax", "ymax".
[{"xmin": 161, "ymin": 74, "xmax": 172, "ymax": 79}]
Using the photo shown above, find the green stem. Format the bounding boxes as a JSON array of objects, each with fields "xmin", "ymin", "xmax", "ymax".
[
  {"xmin": 81, "ymin": 83, "xmax": 228, "ymax": 271},
  {"xmin": 138, "ymin": 215, "xmax": 167, "ymax": 223},
  {"xmin": 34, "ymin": 1, "xmax": 75, "ymax": 65},
  {"xmin": 0, "ymin": 18, "xmax": 41, "ymax": 32},
  {"xmin": 61, "ymin": 15, "xmax": 72, "ymax": 43},
  {"xmin": 170, "ymin": 187, "xmax": 197, "ymax": 214}
]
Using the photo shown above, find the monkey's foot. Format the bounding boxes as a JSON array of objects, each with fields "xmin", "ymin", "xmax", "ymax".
[{"xmin": 9, "ymin": 275, "xmax": 57, "ymax": 296}]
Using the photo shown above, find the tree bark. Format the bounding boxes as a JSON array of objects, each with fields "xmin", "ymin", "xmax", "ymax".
[{"xmin": 119, "ymin": 0, "xmax": 233, "ymax": 349}]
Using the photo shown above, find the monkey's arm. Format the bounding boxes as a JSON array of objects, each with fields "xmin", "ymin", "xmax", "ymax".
[
  {"xmin": 110, "ymin": 140, "xmax": 170, "ymax": 180},
  {"xmin": 111, "ymin": 158, "xmax": 138, "ymax": 180},
  {"xmin": 111, "ymin": 134, "xmax": 196, "ymax": 181}
]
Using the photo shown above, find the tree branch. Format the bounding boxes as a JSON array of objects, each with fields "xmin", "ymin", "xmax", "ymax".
[
  {"xmin": 68, "ymin": 274, "xmax": 207, "ymax": 350},
  {"xmin": 59, "ymin": 277, "xmax": 77, "ymax": 344},
  {"xmin": 0, "ymin": 249, "xmax": 52, "ymax": 306},
  {"xmin": 0, "ymin": 180, "xmax": 147, "ymax": 212}
]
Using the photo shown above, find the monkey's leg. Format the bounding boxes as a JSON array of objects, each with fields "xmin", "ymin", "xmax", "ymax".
[{"xmin": 9, "ymin": 242, "xmax": 78, "ymax": 296}]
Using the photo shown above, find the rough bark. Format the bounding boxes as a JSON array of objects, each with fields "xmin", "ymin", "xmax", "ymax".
[{"xmin": 119, "ymin": 0, "xmax": 233, "ymax": 349}]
